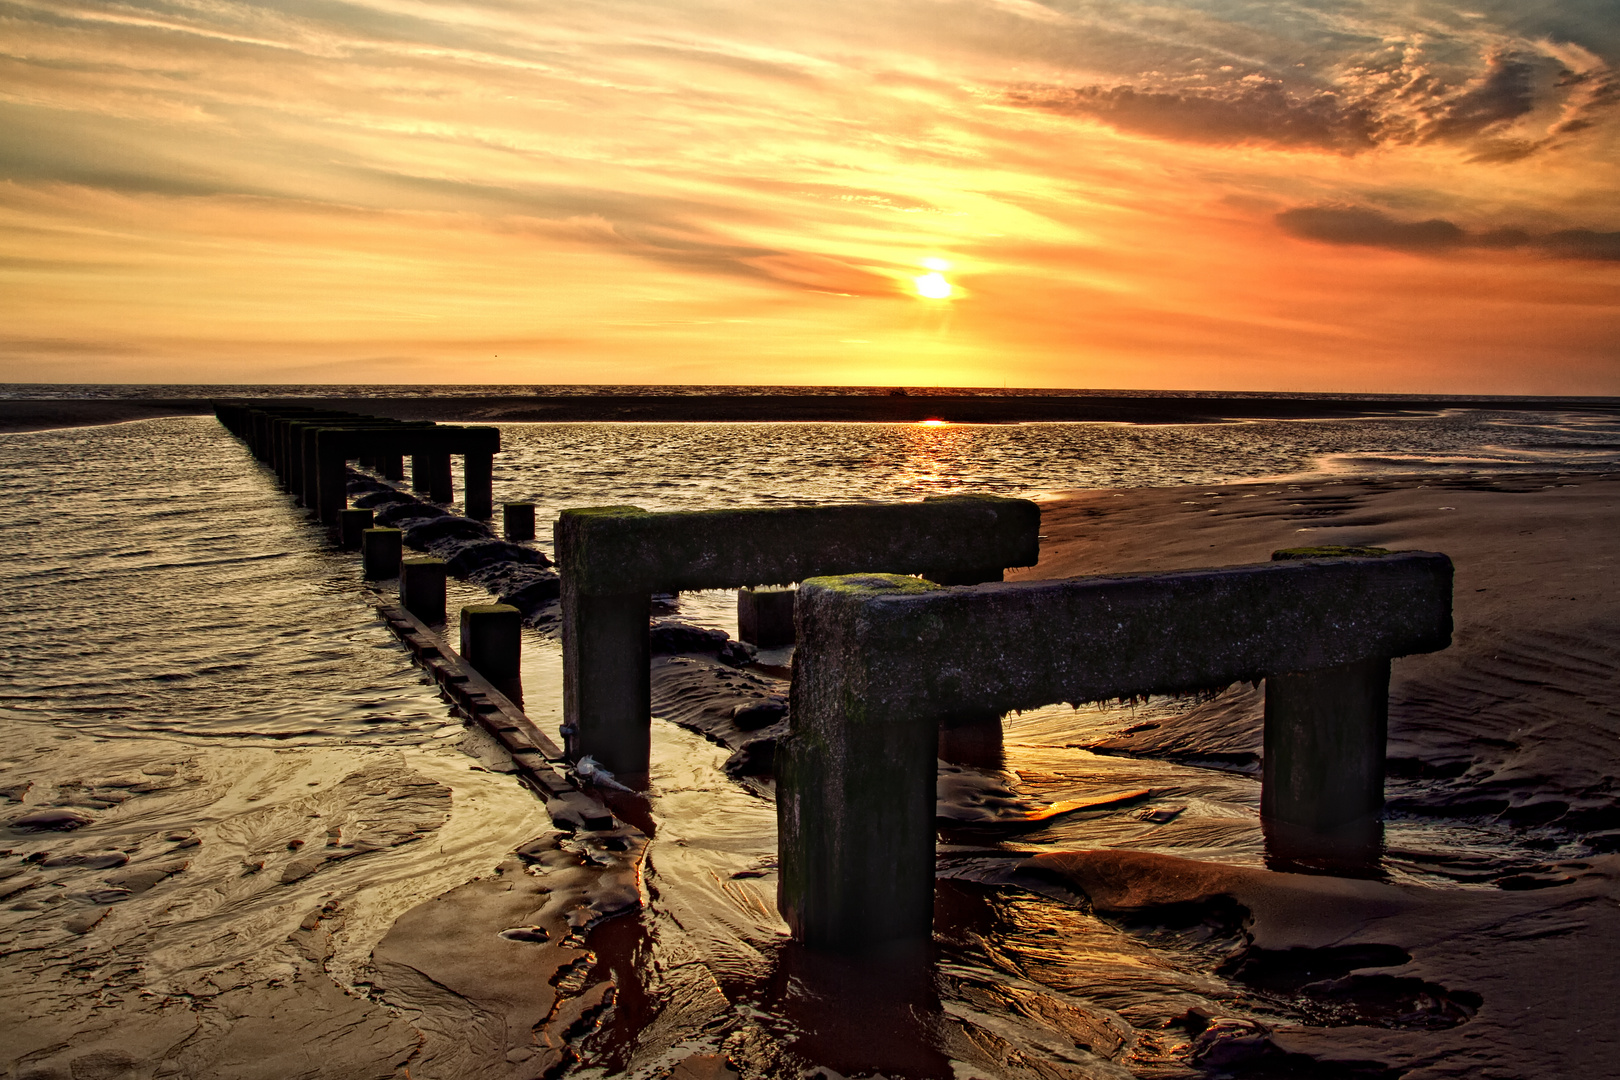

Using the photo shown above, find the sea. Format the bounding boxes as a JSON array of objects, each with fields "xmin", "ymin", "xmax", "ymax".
[{"xmin": 3, "ymin": 387, "xmax": 1618, "ymax": 1077}]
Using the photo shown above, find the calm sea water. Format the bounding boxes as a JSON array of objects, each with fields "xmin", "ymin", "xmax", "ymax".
[{"xmin": 3, "ymin": 406, "xmax": 1618, "ymax": 736}]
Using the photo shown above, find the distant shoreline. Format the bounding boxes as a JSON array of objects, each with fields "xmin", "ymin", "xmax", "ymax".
[{"xmin": 5, "ymin": 392, "xmax": 1620, "ymax": 433}]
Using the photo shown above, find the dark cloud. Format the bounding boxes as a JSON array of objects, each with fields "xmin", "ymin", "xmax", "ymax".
[
  {"xmin": 1006, "ymin": 45, "xmax": 1618, "ymax": 158},
  {"xmin": 1422, "ymin": 51, "xmax": 1537, "ymax": 141},
  {"xmin": 1005, "ymin": 81, "xmax": 1380, "ymax": 152},
  {"xmin": 1277, "ymin": 205, "xmax": 1620, "ymax": 261}
]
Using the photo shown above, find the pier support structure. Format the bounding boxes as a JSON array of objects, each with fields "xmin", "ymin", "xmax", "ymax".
[
  {"xmin": 504, "ymin": 502, "xmax": 536, "ymax": 542},
  {"xmin": 461, "ymin": 603, "xmax": 523, "ymax": 702},
  {"xmin": 555, "ymin": 497, "xmax": 1040, "ymax": 775},
  {"xmin": 361, "ymin": 527, "xmax": 403, "ymax": 580},
  {"xmin": 738, "ymin": 586, "xmax": 796, "ymax": 648},
  {"xmin": 211, "ymin": 404, "xmax": 502, "ymax": 533},
  {"xmin": 401, "ymin": 556, "xmax": 447, "ymax": 624},
  {"xmin": 779, "ymin": 552, "xmax": 1453, "ymax": 950}
]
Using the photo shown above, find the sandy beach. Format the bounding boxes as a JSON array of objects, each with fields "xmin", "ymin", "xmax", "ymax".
[{"xmin": 2, "ymin": 410, "xmax": 1618, "ymax": 1078}]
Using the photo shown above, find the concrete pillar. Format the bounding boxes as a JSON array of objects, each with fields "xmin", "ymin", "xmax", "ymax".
[
  {"xmin": 401, "ymin": 557, "xmax": 447, "ymax": 624},
  {"xmin": 561, "ymin": 589, "xmax": 651, "ymax": 775},
  {"xmin": 362, "ymin": 527, "xmax": 403, "ymax": 580},
  {"xmin": 339, "ymin": 507, "xmax": 373, "ymax": 550},
  {"xmin": 378, "ymin": 454, "xmax": 404, "ymax": 481},
  {"xmin": 1262, "ymin": 656, "xmax": 1390, "ymax": 832},
  {"xmin": 504, "ymin": 502, "xmax": 536, "ymax": 542},
  {"xmin": 316, "ymin": 449, "xmax": 347, "ymax": 526},
  {"xmin": 461, "ymin": 603, "xmax": 522, "ymax": 702},
  {"xmin": 463, "ymin": 451, "xmax": 494, "ymax": 519},
  {"xmin": 411, "ymin": 453, "xmax": 430, "ymax": 492},
  {"xmin": 738, "ymin": 586, "xmax": 795, "ymax": 647},
  {"xmin": 429, "ymin": 454, "xmax": 454, "ymax": 504},
  {"xmin": 778, "ymin": 583, "xmax": 937, "ymax": 951},
  {"xmin": 299, "ymin": 427, "xmax": 322, "ymax": 508}
]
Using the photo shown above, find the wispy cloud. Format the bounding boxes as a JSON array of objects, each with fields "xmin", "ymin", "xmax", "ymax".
[{"xmin": 0, "ymin": 0, "xmax": 1616, "ymax": 390}]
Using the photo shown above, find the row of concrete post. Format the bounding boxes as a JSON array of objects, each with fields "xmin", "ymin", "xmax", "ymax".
[
  {"xmin": 213, "ymin": 403, "xmax": 501, "ymax": 525},
  {"xmin": 215, "ymin": 406, "xmax": 1454, "ymax": 952}
]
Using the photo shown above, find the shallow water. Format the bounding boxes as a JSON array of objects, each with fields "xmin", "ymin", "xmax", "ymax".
[
  {"xmin": 2, "ymin": 410, "xmax": 1616, "ymax": 1077},
  {"xmin": 486, "ymin": 410, "xmax": 1620, "ymax": 565}
]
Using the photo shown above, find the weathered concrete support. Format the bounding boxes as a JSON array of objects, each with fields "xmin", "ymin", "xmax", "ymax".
[
  {"xmin": 411, "ymin": 453, "xmax": 430, "ymax": 493},
  {"xmin": 339, "ymin": 507, "xmax": 373, "ymax": 550},
  {"xmin": 779, "ymin": 553, "xmax": 1452, "ymax": 949},
  {"xmin": 738, "ymin": 586, "xmax": 795, "ymax": 647},
  {"xmin": 463, "ymin": 451, "xmax": 494, "ymax": 519},
  {"xmin": 1262, "ymin": 656, "xmax": 1390, "ymax": 830},
  {"xmin": 401, "ymin": 556, "xmax": 447, "ymax": 624},
  {"xmin": 312, "ymin": 425, "xmax": 498, "ymax": 525},
  {"xmin": 504, "ymin": 502, "xmax": 536, "ymax": 542},
  {"xmin": 361, "ymin": 527, "xmax": 403, "ymax": 580},
  {"xmin": 556, "ymin": 497, "xmax": 1040, "ymax": 775},
  {"xmin": 461, "ymin": 603, "xmax": 523, "ymax": 702},
  {"xmin": 560, "ymin": 591, "xmax": 651, "ymax": 772},
  {"xmin": 378, "ymin": 454, "xmax": 404, "ymax": 481},
  {"xmin": 428, "ymin": 453, "xmax": 454, "ymax": 504}
]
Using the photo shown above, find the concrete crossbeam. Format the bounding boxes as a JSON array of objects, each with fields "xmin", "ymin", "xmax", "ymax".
[
  {"xmin": 556, "ymin": 496, "xmax": 1040, "ymax": 774},
  {"xmin": 778, "ymin": 552, "xmax": 1452, "ymax": 949}
]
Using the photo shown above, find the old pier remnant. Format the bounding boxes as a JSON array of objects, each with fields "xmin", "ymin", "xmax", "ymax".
[
  {"xmin": 555, "ymin": 497, "xmax": 1041, "ymax": 774},
  {"xmin": 212, "ymin": 403, "xmax": 501, "ymax": 523},
  {"xmin": 460, "ymin": 603, "xmax": 523, "ymax": 702},
  {"xmin": 504, "ymin": 502, "xmax": 537, "ymax": 542},
  {"xmin": 401, "ymin": 556, "xmax": 448, "ymax": 624},
  {"xmin": 780, "ymin": 552, "xmax": 1453, "ymax": 950},
  {"xmin": 339, "ymin": 507, "xmax": 374, "ymax": 550},
  {"xmin": 361, "ymin": 527, "xmax": 403, "ymax": 580},
  {"xmin": 737, "ymin": 586, "xmax": 796, "ymax": 648}
]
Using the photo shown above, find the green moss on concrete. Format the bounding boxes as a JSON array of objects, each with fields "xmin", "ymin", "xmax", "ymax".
[
  {"xmin": 560, "ymin": 506, "xmax": 648, "ymax": 519},
  {"xmin": 802, "ymin": 573, "xmax": 945, "ymax": 596},
  {"xmin": 1271, "ymin": 546, "xmax": 1392, "ymax": 561}
]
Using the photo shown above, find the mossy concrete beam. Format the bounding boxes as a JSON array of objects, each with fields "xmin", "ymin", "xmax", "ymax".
[
  {"xmin": 779, "ymin": 552, "xmax": 1452, "ymax": 950},
  {"xmin": 557, "ymin": 496, "xmax": 1039, "ymax": 595},
  {"xmin": 555, "ymin": 497, "xmax": 1040, "ymax": 775}
]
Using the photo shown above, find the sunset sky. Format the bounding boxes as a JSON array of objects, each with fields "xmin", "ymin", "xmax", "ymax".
[{"xmin": 1, "ymin": 0, "xmax": 1617, "ymax": 391}]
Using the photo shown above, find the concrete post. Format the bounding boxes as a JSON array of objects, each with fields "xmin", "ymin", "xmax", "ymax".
[
  {"xmin": 378, "ymin": 454, "xmax": 404, "ymax": 481},
  {"xmin": 411, "ymin": 454, "xmax": 430, "ymax": 493},
  {"xmin": 1262, "ymin": 657, "xmax": 1390, "ymax": 831},
  {"xmin": 504, "ymin": 502, "xmax": 536, "ymax": 542},
  {"xmin": 463, "ymin": 451, "xmax": 494, "ymax": 519},
  {"xmin": 362, "ymin": 527, "xmax": 403, "ymax": 580},
  {"xmin": 779, "ymin": 578, "xmax": 939, "ymax": 950},
  {"xmin": 401, "ymin": 556, "xmax": 447, "ymax": 624},
  {"xmin": 738, "ymin": 586, "xmax": 795, "ymax": 647},
  {"xmin": 560, "ymin": 589, "xmax": 651, "ymax": 774},
  {"xmin": 339, "ymin": 507, "xmax": 373, "ymax": 550},
  {"xmin": 429, "ymin": 454, "xmax": 454, "ymax": 504},
  {"xmin": 461, "ymin": 604, "xmax": 523, "ymax": 703}
]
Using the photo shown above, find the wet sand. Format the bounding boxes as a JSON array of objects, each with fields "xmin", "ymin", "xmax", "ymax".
[{"xmin": 5, "ymin": 432, "xmax": 1620, "ymax": 1076}]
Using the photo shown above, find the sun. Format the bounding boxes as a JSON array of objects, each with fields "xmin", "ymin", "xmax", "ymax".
[{"xmin": 914, "ymin": 271, "xmax": 952, "ymax": 299}]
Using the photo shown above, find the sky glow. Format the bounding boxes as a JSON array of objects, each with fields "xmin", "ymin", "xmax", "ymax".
[{"xmin": 1, "ymin": 0, "xmax": 1617, "ymax": 390}]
